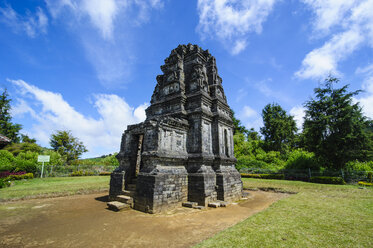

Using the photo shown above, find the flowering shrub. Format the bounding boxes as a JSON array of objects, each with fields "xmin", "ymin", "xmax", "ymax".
[{"xmin": 0, "ymin": 171, "xmax": 26, "ymax": 178}]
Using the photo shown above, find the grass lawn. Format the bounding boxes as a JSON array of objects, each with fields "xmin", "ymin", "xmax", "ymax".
[
  {"xmin": 196, "ymin": 178, "xmax": 373, "ymax": 248},
  {"xmin": 0, "ymin": 176, "xmax": 110, "ymax": 201}
]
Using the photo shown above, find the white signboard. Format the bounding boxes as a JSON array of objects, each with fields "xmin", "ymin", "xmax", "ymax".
[{"xmin": 38, "ymin": 155, "xmax": 50, "ymax": 163}]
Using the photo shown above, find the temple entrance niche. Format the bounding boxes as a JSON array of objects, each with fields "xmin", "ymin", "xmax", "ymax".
[{"xmin": 110, "ymin": 44, "xmax": 243, "ymax": 213}]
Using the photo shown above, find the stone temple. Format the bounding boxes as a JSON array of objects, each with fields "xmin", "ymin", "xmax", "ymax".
[{"xmin": 109, "ymin": 44, "xmax": 242, "ymax": 213}]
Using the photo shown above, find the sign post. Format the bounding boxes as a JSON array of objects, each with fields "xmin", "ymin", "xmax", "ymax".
[{"xmin": 38, "ymin": 155, "xmax": 50, "ymax": 178}]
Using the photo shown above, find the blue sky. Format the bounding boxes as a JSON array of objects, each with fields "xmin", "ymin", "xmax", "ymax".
[{"xmin": 1, "ymin": 0, "xmax": 373, "ymax": 158}]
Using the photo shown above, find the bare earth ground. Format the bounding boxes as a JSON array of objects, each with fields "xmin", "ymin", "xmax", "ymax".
[{"xmin": 0, "ymin": 191, "xmax": 287, "ymax": 248}]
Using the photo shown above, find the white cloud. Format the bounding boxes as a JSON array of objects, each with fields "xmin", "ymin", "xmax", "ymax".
[
  {"xmin": 9, "ymin": 79, "xmax": 147, "ymax": 158},
  {"xmin": 46, "ymin": 0, "xmax": 121, "ymax": 40},
  {"xmin": 241, "ymin": 105, "xmax": 257, "ymax": 118},
  {"xmin": 295, "ymin": 28, "xmax": 363, "ymax": 79},
  {"xmin": 252, "ymin": 78, "xmax": 291, "ymax": 103},
  {"xmin": 44, "ymin": 0, "xmax": 163, "ymax": 85},
  {"xmin": 356, "ymin": 64, "xmax": 373, "ymax": 119},
  {"xmin": 296, "ymin": 0, "xmax": 373, "ymax": 79},
  {"xmin": 197, "ymin": 0, "xmax": 277, "ymax": 55},
  {"xmin": 238, "ymin": 105, "xmax": 262, "ymax": 131},
  {"xmin": 0, "ymin": 6, "xmax": 48, "ymax": 38},
  {"xmin": 290, "ymin": 105, "xmax": 305, "ymax": 130}
]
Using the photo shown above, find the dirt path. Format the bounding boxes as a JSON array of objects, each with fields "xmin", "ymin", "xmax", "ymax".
[{"xmin": 0, "ymin": 191, "xmax": 288, "ymax": 248}]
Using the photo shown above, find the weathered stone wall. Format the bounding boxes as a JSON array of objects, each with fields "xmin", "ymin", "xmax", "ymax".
[
  {"xmin": 215, "ymin": 165, "xmax": 243, "ymax": 202},
  {"xmin": 134, "ymin": 166, "xmax": 188, "ymax": 213}
]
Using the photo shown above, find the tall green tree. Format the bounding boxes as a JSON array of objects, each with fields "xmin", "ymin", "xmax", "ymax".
[
  {"xmin": 0, "ymin": 89, "xmax": 22, "ymax": 143},
  {"xmin": 20, "ymin": 134, "xmax": 37, "ymax": 143},
  {"xmin": 50, "ymin": 130, "xmax": 88, "ymax": 164},
  {"xmin": 302, "ymin": 76, "xmax": 372, "ymax": 169},
  {"xmin": 260, "ymin": 103, "xmax": 297, "ymax": 153}
]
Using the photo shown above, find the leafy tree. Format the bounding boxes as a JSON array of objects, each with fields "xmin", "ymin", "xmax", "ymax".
[
  {"xmin": 20, "ymin": 134, "xmax": 37, "ymax": 143},
  {"xmin": 302, "ymin": 76, "xmax": 373, "ymax": 169},
  {"xmin": 50, "ymin": 130, "xmax": 88, "ymax": 164},
  {"xmin": 260, "ymin": 103, "xmax": 297, "ymax": 153},
  {"xmin": 0, "ymin": 89, "xmax": 21, "ymax": 143}
]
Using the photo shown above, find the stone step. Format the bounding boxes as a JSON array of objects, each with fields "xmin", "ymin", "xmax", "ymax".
[
  {"xmin": 208, "ymin": 202, "xmax": 221, "ymax": 208},
  {"xmin": 107, "ymin": 201, "xmax": 130, "ymax": 211},
  {"xmin": 123, "ymin": 190, "xmax": 135, "ymax": 197},
  {"xmin": 218, "ymin": 201, "xmax": 228, "ymax": 207},
  {"xmin": 116, "ymin": 195, "xmax": 133, "ymax": 204},
  {"xmin": 182, "ymin": 202, "xmax": 198, "ymax": 208}
]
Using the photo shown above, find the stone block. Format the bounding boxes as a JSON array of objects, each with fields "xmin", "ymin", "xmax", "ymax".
[
  {"xmin": 107, "ymin": 201, "xmax": 130, "ymax": 211},
  {"xmin": 208, "ymin": 202, "xmax": 220, "ymax": 208},
  {"xmin": 182, "ymin": 202, "xmax": 198, "ymax": 208}
]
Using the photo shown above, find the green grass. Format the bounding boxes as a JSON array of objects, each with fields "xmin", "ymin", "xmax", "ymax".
[
  {"xmin": 0, "ymin": 176, "xmax": 110, "ymax": 201},
  {"xmin": 196, "ymin": 178, "xmax": 373, "ymax": 248}
]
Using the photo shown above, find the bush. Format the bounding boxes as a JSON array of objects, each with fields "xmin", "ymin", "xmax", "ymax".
[
  {"xmin": 6, "ymin": 173, "xmax": 34, "ymax": 181},
  {"xmin": 345, "ymin": 161, "xmax": 373, "ymax": 172},
  {"xmin": 4, "ymin": 142, "xmax": 42, "ymax": 156},
  {"xmin": 0, "ymin": 171, "xmax": 26, "ymax": 178},
  {"xmin": 70, "ymin": 171, "xmax": 83, "ymax": 176},
  {"xmin": 70, "ymin": 171, "xmax": 95, "ymax": 176},
  {"xmin": 99, "ymin": 172, "xmax": 111, "ymax": 176},
  {"xmin": 368, "ymin": 172, "xmax": 373, "ymax": 183},
  {"xmin": 285, "ymin": 149, "xmax": 319, "ymax": 170},
  {"xmin": 13, "ymin": 159, "xmax": 38, "ymax": 174},
  {"xmin": 310, "ymin": 176, "xmax": 345, "ymax": 185},
  {"xmin": 236, "ymin": 156, "xmax": 268, "ymax": 170},
  {"xmin": 241, "ymin": 173, "xmax": 285, "ymax": 180},
  {"xmin": 0, "ymin": 150, "xmax": 15, "ymax": 171},
  {"xmin": 0, "ymin": 178, "xmax": 11, "ymax": 188},
  {"xmin": 358, "ymin": 181, "xmax": 373, "ymax": 187},
  {"xmin": 84, "ymin": 171, "xmax": 94, "ymax": 176}
]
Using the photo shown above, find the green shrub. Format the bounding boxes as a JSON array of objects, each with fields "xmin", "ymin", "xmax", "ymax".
[
  {"xmin": 358, "ymin": 181, "xmax": 373, "ymax": 187},
  {"xmin": 6, "ymin": 173, "xmax": 34, "ymax": 181},
  {"xmin": 368, "ymin": 172, "xmax": 373, "ymax": 183},
  {"xmin": 0, "ymin": 178, "xmax": 11, "ymax": 188},
  {"xmin": 99, "ymin": 172, "xmax": 111, "ymax": 176},
  {"xmin": 345, "ymin": 161, "xmax": 373, "ymax": 172},
  {"xmin": 70, "ymin": 171, "xmax": 94, "ymax": 176},
  {"xmin": 310, "ymin": 176, "xmax": 345, "ymax": 185},
  {"xmin": 13, "ymin": 159, "xmax": 38, "ymax": 174},
  {"xmin": 84, "ymin": 171, "xmax": 94, "ymax": 176},
  {"xmin": 0, "ymin": 150, "xmax": 15, "ymax": 171},
  {"xmin": 285, "ymin": 149, "xmax": 319, "ymax": 170},
  {"xmin": 236, "ymin": 156, "xmax": 268, "ymax": 170},
  {"xmin": 70, "ymin": 171, "xmax": 83, "ymax": 176},
  {"xmin": 241, "ymin": 173, "xmax": 284, "ymax": 180},
  {"xmin": 4, "ymin": 142, "xmax": 42, "ymax": 156}
]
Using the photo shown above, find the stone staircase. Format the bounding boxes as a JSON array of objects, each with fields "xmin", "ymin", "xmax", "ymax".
[{"xmin": 107, "ymin": 185, "xmax": 136, "ymax": 211}]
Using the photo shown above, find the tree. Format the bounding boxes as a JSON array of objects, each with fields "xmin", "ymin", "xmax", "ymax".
[
  {"xmin": 302, "ymin": 76, "xmax": 373, "ymax": 169},
  {"xmin": 260, "ymin": 103, "xmax": 297, "ymax": 153},
  {"xmin": 20, "ymin": 134, "xmax": 37, "ymax": 143},
  {"xmin": 50, "ymin": 130, "xmax": 88, "ymax": 163},
  {"xmin": 0, "ymin": 89, "xmax": 22, "ymax": 143}
]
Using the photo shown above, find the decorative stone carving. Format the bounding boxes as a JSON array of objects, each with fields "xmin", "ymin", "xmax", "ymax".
[{"xmin": 110, "ymin": 44, "xmax": 242, "ymax": 213}]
